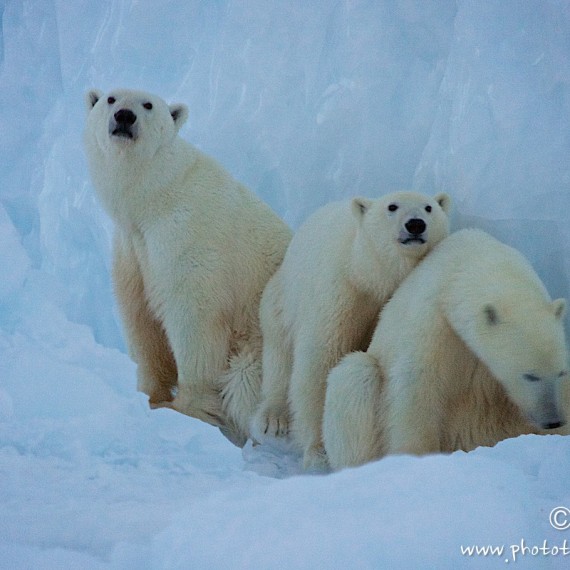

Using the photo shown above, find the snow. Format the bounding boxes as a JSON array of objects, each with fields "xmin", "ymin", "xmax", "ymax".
[{"xmin": 1, "ymin": 0, "xmax": 570, "ymax": 568}]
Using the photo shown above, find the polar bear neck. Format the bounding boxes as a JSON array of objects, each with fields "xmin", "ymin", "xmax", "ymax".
[
  {"xmin": 349, "ymin": 228, "xmax": 418, "ymax": 303},
  {"xmin": 89, "ymin": 137, "xmax": 199, "ymax": 229}
]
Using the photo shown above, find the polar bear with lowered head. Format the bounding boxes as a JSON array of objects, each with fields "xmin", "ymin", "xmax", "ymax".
[
  {"xmin": 323, "ymin": 228, "xmax": 570, "ymax": 470},
  {"xmin": 84, "ymin": 88, "xmax": 292, "ymax": 445},
  {"xmin": 252, "ymin": 191, "xmax": 451, "ymax": 468}
]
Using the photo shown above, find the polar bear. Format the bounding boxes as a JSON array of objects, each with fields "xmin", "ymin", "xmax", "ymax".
[
  {"xmin": 84, "ymin": 88, "xmax": 292, "ymax": 445},
  {"xmin": 252, "ymin": 191, "xmax": 451, "ymax": 468},
  {"xmin": 323, "ymin": 228, "xmax": 570, "ymax": 470}
]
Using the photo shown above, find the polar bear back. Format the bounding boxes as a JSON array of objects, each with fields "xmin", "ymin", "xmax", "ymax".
[
  {"xmin": 371, "ymin": 228, "xmax": 559, "ymax": 369},
  {"xmin": 276, "ymin": 201, "xmax": 358, "ymax": 330}
]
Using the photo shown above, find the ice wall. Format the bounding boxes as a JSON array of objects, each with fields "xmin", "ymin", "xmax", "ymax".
[{"xmin": 1, "ymin": 0, "xmax": 569, "ymax": 349}]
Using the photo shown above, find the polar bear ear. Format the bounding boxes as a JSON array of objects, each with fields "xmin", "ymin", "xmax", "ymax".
[
  {"xmin": 85, "ymin": 89, "xmax": 103, "ymax": 112},
  {"xmin": 434, "ymin": 192, "xmax": 452, "ymax": 214},
  {"xmin": 552, "ymin": 298, "xmax": 567, "ymax": 320},
  {"xmin": 351, "ymin": 197, "xmax": 372, "ymax": 220},
  {"xmin": 169, "ymin": 104, "xmax": 189, "ymax": 130}
]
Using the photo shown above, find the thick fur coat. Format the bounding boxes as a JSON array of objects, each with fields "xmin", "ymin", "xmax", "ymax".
[
  {"xmin": 84, "ymin": 88, "xmax": 292, "ymax": 445},
  {"xmin": 324, "ymin": 229, "xmax": 569, "ymax": 470},
  {"xmin": 253, "ymin": 191, "xmax": 451, "ymax": 468}
]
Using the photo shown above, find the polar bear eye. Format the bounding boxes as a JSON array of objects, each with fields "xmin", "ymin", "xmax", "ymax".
[
  {"xmin": 107, "ymin": 96, "xmax": 116, "ymax": 105},
  {"xmin": 388, "ymin": 204, "xmax": 398, "ymax": 212},
  {"xmin": 425, "ymin": 205, "xmax": 432, "ymax": 213},
  {"xmin": 523, "ymin": 373, "xmax": 541, "ymax": 382},
  {"xmin": 143, "ymin": 102, "xmax": 153, "ymax": 110}
]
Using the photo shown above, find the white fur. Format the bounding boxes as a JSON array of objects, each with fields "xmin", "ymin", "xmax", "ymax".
[
  {"xmin": 323, "ymin": 228, "xmax": 569, "ymax": 470},
  {"xmin": 253, "ymin": 191, "xmax": 451, "ymax": 469},
  {"xmin": 84, "ymin": 88, "xmax": 292, "ymax": 444}
]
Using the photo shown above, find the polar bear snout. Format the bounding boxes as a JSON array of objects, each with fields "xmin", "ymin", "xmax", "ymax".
[
  {"xmin": 526, "ymin": 386, "xmax": 567, "ymax": 431},
  {"xmin": 110, "ymin": 108, "xmax": 137, "ymax": 140},
  {"xmin": 405, "ymin": 218, "xmax": 426, "ymax": 236},
  {"xmin": 535, "ymin": 412, "xmax": 566, "ymax": 431},
  {"xmin": 539, "ymin": 398, "xmax": 567, "ymax": 430},
  {"xmin": 115, "ymin": 109, "xmax": 137, "ymax": 126},
  {"xmin": 399, "ymin": 217, "xmax": 427, "ymax": 245}
]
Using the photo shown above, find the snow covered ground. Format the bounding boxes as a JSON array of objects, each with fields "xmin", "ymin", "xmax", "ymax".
[{"xmin": 1, "ymin": 1, "xmax": 570, "ymax": 568}]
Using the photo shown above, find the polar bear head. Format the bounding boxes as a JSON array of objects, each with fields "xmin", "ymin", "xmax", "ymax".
[
  {"xmin": 473, "ymin": 292, "xmax": 568, "ymax": 431},
  {"xmin": 351, "ymin": 191, "xmax": 452, "ymax": 259},
  {"xmin": 84, "ymin": 88, "xmax": 189, "ymax": 161}
]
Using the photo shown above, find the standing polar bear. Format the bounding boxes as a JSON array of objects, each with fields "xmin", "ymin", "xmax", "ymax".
[
  {"xmin": 323, "ymin": 229, "xmax": 570, "ymax": 470},
  {"xmin": 252, "ymin": 191, "xmax": 451, "ymax": 468},
  {"xmin": 84, "ymin": 88, "xmax": 292, "ymax": 444}
]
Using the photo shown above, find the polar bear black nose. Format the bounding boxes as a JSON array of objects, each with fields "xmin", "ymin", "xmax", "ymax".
[
  {"xmin": 114, "ymin": 109, "xmax": 137, "ymax": 126},
  {"xmin": 405, "ymin": 218, "xmax": 426, "ymax": 235},
  {"xmin": 543, "ymin": 420, "xmax": 564, "ymax": 430}
]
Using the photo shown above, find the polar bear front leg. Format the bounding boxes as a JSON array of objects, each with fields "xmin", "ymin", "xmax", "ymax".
[
  {"xmin": 323, "ymin": 352, "xmax": 385, "ymax": 470},
  {"xmin": 112, "ymin": 235, "xmax": 177, "ymax": 405},
  {"xmin": 252, "ymin": 277, "xmax": 293, "ymax": 439},
  {"xmin": 162, "ymin": 305, "xmax": 229, "ymax": 427},
  {"xmin": 254, "ymin": 333, "xmax": 293, "ymax": 439},
  {"xmin": 386, "ymin": 369, "xmax": 443, "ymax": 456},
  {"xmin": 289, "ymin": 336, "xmax": 336, "ymax": 470}
]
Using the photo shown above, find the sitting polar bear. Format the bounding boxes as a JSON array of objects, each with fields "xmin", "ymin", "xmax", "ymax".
[
  {"xmin": 84, "ymin": 88, "xmax": 292, "ymax": 445},
  {"xmin": 252, "ymin": 191, "xmax": 451, "ymax": 469},
  {"xmin": 323, "ymin": 228, "xmax": 570, "ymax": 470}
]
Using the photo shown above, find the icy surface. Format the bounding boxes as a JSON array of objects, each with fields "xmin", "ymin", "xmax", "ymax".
[{"xmin": 1, "ymin": 1, "xmax": 570, "ymax": 568}]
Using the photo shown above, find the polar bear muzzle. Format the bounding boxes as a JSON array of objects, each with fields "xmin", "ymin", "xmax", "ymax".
[
  {"xmin": 522, "ymin": 377, "xmax": 567, "ymax": 431},
  {"xmin": 110, "ymin": 108, "xmax": 138, "ymax": 140},
  {"xmin": 399, "ymin": 217, "xmax": 428, "ymax": 245}
]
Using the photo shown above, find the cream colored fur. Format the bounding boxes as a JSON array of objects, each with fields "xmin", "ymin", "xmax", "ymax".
[
  {"xmin": 324, "ymin": 229, "xmax": 569, "ymax": 470},
  {"xmin": 84, "ymin": 88, "xmax": 292, "ymax": 445},
  {"xmin": 253, "ymin": 191, "xmax": 451, "ymax": 469}
]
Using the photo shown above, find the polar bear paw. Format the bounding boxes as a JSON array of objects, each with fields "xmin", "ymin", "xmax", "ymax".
[
  {"xmin": 253, "ymin": 401, "xmax": 290, "ymax": 440},
  {"xmin": 169, "ymin": 385, "xmax": 225, "ymax": 428}
]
